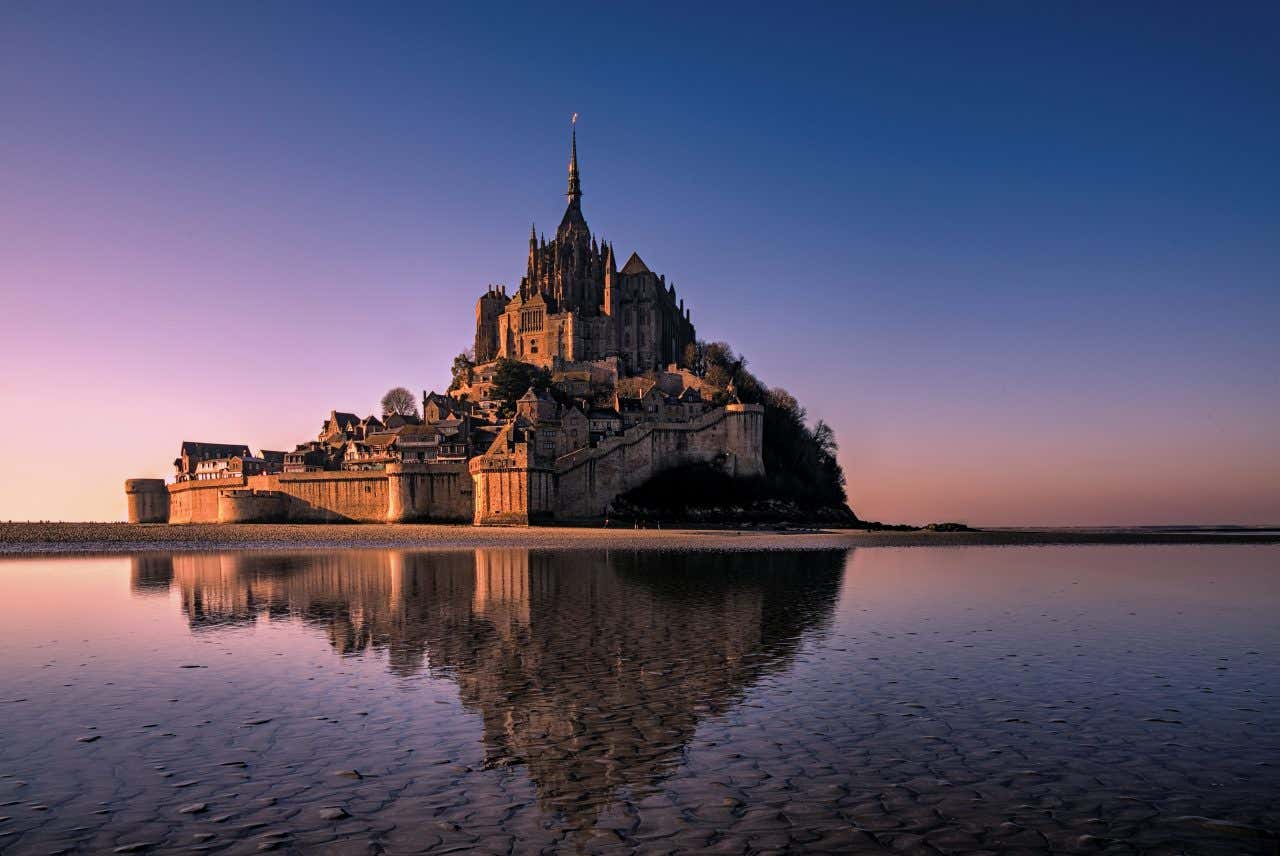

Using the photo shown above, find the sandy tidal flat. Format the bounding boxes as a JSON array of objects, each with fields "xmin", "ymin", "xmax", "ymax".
[
  {"xmin": 0, "ymin": 545, "xmax": 1276, "ymax": 854},
  {"xmin": 0, "ymin": 521, "xmax": 1277, "ymax": 554}
]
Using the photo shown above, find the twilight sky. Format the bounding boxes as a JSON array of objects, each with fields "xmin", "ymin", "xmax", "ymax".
[{"xmin": 2, "ymin": 3, "xmax": 1277, "ymax": 525}]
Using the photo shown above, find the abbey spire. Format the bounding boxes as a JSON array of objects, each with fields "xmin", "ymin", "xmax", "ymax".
[
  {"xmin": 556, "ymin": 118, "xmax": 589, "ymax": 242},
  {"xmin": 566, "ymin": 122, "xmax": 582, "ymax": 205},
  {"xmin": 472, "ymin": 122, "xmax": 697, "ymax": 374}
]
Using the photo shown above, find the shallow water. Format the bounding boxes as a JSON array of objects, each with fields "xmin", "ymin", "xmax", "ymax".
[{"xmin": 0, "ymin": 545, "xmax": 1276, "ymax": 854}]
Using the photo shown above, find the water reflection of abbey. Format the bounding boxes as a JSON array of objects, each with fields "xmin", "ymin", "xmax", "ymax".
[{"xmin": 131, "ymin": 549, "xmax": 845, "ymax": 824}]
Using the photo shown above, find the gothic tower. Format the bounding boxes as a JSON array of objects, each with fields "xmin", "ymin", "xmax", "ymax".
[{"xmin": 471, "ymin": 121, "xmax": 697, "ymax": 374}]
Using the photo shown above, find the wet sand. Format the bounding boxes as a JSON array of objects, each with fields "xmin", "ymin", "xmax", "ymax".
[
  {"xmin": 1, "ymin": 546, "xmax": 1277, "ymax": 854},
  {"xmin": 1, "ymin": 521, "xmax": 1277, "ymax": 555}
]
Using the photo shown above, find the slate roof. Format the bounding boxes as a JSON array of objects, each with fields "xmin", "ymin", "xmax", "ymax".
[
  {"xmin": 180, "ymin": 441, "xmax": 251, "ymax": 460},
  {"xmin": 384, "ymin": 413, "xmax": 423, "ymax": 429},
  {"xmin": 620, "ymin": 252, "xmax": 650, "ymax": 275},
  {"xmin": 326, "ymin": 412, "xmax": 360, "ymax": 434},
  {"xmin": 364, "ymin": 432, "xmax": 399, "ymax": 449},
  {"xmin": 395, "ymin": 424, "xmax": 439, "ymax": 440}
]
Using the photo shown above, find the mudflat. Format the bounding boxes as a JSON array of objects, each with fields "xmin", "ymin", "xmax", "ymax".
[
  {"xmin": 2, "ymin": 545, "xmax": 1278, "ymax": 853},
  {"xmin": 1, "ymin": 521, "xmax": 1276, "ymax": 554}
]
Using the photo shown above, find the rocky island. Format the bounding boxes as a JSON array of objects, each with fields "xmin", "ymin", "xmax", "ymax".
[{"xmin": 126, "ymin": 126, "xmax": 852, "ymax": 527}]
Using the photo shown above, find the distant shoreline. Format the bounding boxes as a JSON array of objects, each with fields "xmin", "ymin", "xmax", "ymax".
[{"xmin": 0, "ymin": 522, "xmax": 1277, "ymax": 556}]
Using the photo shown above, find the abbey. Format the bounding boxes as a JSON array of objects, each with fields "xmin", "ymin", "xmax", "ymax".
[
  {"xmin": 474, "ymin": 126, "xmax": 697, "ymax": 375},
  {"xmin": 127, "ymin": 127, "xmax": 763, "ymax": 526}
]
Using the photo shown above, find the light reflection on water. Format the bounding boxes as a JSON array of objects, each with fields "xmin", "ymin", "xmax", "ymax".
[{"xmin": 0, "ymin": 546, "xmax": 1276, "ymax": 854}]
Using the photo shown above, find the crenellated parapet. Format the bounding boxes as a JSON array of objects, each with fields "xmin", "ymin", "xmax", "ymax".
[{"xmin": 474, "ymin": 285, "xmax": 511, "ymax": 364}]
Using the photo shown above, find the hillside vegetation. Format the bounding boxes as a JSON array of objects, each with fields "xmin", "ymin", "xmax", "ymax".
[{"xmin": 614, "ymin": 341, "xmax": 858, "ymax": 523}]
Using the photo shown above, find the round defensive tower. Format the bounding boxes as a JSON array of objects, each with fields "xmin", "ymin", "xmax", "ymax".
[
  {"xmin": 724, "ymin": 403, "xmax": 766, "ymax": 478},
  {"xmin": 385, "ymin": 463, "xmax": 417, "ymax": 523},
  {"xmin": 124, "ymin": 479, "xmax": 170, "ymax": 524}
]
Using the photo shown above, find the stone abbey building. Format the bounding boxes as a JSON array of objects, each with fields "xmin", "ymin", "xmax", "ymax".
[
  {"xmin": 474, "ymin": 127, "xmax": 697, "ymax": 374},
  {"xmin": 127, "ymin": 128, "xmax": 763, "ymax": 525}
]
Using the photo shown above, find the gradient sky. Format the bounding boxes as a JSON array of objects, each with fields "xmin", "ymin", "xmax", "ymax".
[{"xmin": 2, "ymin": 2, "xmax": 1278, "ymax": 525}]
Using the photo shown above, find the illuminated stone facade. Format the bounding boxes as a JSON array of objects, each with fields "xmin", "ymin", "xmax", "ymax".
[{"xmin": 472, "ymin": 128, "xmax": 697, "ymax": 375}]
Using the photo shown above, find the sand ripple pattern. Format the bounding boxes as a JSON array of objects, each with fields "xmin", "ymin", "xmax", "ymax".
[{"xmin": 0, "ymin": 545, "xmax": 1276, "ymax": 854}]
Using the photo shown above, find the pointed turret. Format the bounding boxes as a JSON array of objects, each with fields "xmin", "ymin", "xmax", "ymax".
[
  {"xmin": 527, "ymin": 223, "xmax": 538, "ymax": 279},
  {"xmin": 602, "ymin": 242, "xmax": 618, "ymax": 317}
]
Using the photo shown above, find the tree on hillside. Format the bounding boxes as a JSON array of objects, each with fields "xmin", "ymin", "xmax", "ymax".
[
  {"xmin": 380, "ymin": 386, "xmax": 419, "ymax": 419},
  {"xmin": 448, "ymin": 349, "xmax": 476, "ymax": 392},
  {"xmin": 700, "ymin": 341, "xmax": 765, "ymax": 405},
  {"xmin": 490, "ymin": 358, "xmax": 551, "ymax": 417},
  {"xmin": 813, "ymin": 419, "xmax": 846, "ymax": 495},
  {"xmin": 689, "ymin": 339, "xmax": 849, "ymax": 507},
  {"xmin": 681, "ymin": 341, "xmax": 706, "ymax": 377}
]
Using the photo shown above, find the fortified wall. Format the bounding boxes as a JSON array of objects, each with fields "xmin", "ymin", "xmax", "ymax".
[
  {"xmin": 132, "ymin": 463, "xmax": 471, "ymax": 525},
  {"xmin": 469, "ymin": 403, "xmax": 763, "ymax": 525},
  {"xmin": 126, "ymin": 404, "xmax": 763, "ymax": 526}
]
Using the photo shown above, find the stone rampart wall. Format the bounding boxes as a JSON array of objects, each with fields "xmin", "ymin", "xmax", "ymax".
[
  {"xmin": 218, "ymin": 490, "xmax": 288, "ymax": 524},
  {"xmin": 169, "ymin": 477, "xmax": 245, "ymax": 524},
  {"xmin": 150, "ymin": 406, "xmax": 761, "ymax": 526},
  {"xmin": 255, "ymin": 471, "xmax": 389, "ymax": 522},
  {"xmin": 553, "ymin": 404, "xmax": 763, "ymax": 520},
  {"xmin": 387, "ymin": 463, "xmax": 472, "ymax": 523},
  {"xmin": 163, "ymin": 464, "xmax": 470, "ymax": 524}
]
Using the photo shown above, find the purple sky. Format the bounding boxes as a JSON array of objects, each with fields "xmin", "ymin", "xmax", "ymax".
[{"xmin": 2, "ymin": 3, "xmax": 1277, "ymax": 525}]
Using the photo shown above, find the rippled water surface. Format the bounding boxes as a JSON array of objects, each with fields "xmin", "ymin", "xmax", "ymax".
[{"xmin": 0, "ymin": 545, "xmax": 1276, "ymax": 855}]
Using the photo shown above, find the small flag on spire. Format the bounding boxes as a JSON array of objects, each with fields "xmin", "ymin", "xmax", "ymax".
[{"xmin": 571, "ymin": 112, "xmax": 579, "ymax": 125}]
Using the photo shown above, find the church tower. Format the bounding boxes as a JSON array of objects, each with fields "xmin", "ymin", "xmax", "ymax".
[{"xmin": 471, "ymin": 120, "xmax": 697, "ymax": 373}]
